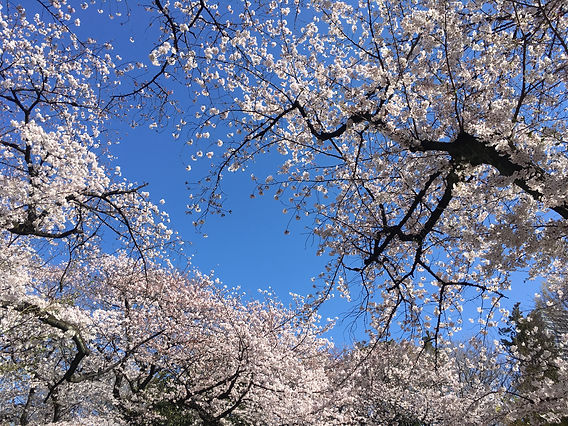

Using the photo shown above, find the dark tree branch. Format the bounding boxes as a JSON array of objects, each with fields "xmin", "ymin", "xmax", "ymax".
[{"xmin": 415, "ymin": 132, "xmax": 568, "ymax": 219}]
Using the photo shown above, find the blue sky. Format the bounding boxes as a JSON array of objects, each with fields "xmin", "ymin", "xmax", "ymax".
[
  {"xmin": 111, "ymin": 124, "xmax": 325, "ymax": 296},
  {"xmin": 111, "ymin": 123, "xmax": 369, "ymax": 344}
]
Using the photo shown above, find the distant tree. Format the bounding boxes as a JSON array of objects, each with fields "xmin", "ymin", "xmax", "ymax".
[
  {"xmin": 500, "ymin": 303, "xmax": 559, "ymax": 393},
  {"xmin": 329, "ymin": 339, "xmax": 506, "ymax": 425},
  {"xmin": 499, "ymin": 302, "xmax": 568, "ymax": 424},
  {"xmin": 536, "ymin": 278, "xmax": 568, "ymax": 351}
]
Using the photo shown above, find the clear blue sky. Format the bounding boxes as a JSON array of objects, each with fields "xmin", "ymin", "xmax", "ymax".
[{"xmin": 111, "ymin": 123, "xmax": 368, "ymax": 343}]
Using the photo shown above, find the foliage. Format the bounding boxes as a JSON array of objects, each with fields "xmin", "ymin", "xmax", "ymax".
[
  {"xmin": 500, "ymin": 303, "xmax": 560, "ymax": 393},
  {"xmin": 500, "ymin": 298, "xmax": 568, "ymax": 425}
]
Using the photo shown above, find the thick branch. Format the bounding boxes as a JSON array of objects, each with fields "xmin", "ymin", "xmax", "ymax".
[
  {"xmin": 2, "ymin": 301, "xmax": 90, "ymax": 383},
  {"xmin": 416, "ymin": 132, "xmax": 568, "ymax": 219}
]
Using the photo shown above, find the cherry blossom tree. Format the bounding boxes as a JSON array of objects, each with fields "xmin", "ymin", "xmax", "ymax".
[
  {"xmin": 1, "ymin": 254, "xmax": 337, "ymax": 424},
  {"xmin": 162, "ymin": 0, "xmax": 568, "ymax": 418},
  {"xmin": 0, "ymin": 2, "xmax": 160, "ymax": 422}
]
